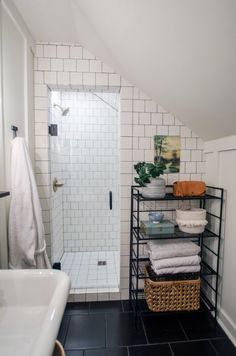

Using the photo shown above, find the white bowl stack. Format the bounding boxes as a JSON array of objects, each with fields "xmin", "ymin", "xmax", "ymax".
[{"xmin": 176, "ymin": 208, "xmax": 208, "ymax": 234}]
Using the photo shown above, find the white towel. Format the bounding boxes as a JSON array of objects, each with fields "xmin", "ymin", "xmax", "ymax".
[
  {"xmin": 150, "ymin": 255, "xmax": 201, "ymax": 270},
  {"xmin": 8, "ymin": 137, "xmax": 51, "ymax": 269},
  {"xmin": 146, "ymin": 239, "xmax": 200, "ymax": 260},
  {"xmin": 152, "ymin": 265, "xmax": 201, "ymax": 276}
]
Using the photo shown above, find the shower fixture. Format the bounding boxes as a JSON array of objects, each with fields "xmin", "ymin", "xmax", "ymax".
[{"xmin": 53, "ymin": 103, "xmax": 70, "ymax": 116}]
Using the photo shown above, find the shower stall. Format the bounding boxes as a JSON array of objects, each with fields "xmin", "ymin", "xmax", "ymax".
[{"xmin": 49, "ymin": 90, "xmax": 120, "ymax": 293}]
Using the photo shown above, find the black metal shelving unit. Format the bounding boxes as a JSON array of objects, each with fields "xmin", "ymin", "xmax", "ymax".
[{"xmin": 129, "ymin": 185, "xmax": 224, "ymax": 319}]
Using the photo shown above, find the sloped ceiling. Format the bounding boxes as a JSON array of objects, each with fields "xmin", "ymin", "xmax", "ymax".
[{"xmin": 13, "ymin": 0, "xmax": 236, "ymax": 140}]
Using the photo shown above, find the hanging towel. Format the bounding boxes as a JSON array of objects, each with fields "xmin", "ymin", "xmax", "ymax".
[
  {"xmin": 150, "ymin": 255, "xmax": 201, "ymax": 270},
  {"xmin": 146, "ymin": 239, "xmax": 200, "ymax": 260},
  {"xmin": 8, "ymin": 137, "xmax": 51, "ymax": 269}
]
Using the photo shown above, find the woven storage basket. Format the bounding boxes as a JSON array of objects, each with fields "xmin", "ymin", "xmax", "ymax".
[{"xmin": 144, "ymin": 266, "xmax": 200, "ymax": 312}]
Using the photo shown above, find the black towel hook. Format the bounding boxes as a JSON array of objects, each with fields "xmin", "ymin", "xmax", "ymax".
[{"xmin": 11, "ymin": 125, "xmax": 18, "ymax": 139}]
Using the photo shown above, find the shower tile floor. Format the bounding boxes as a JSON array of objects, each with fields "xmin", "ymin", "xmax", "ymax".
[{"xmin": 61, "ymin": 251, "xmax": 120, "ymax": 294}]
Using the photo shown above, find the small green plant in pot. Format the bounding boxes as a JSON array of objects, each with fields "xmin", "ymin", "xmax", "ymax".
[{"xmin": 134, "ymin": 162, "xmax": 166, "ymax": 198}]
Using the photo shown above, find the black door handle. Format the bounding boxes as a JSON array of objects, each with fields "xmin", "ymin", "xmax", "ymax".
[{"xmin": 109, "ymin": 191, "xmax": 112, "ymax": 210}]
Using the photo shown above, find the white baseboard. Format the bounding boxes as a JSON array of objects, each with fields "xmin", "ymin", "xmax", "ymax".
[{"xmin": 217, "ymin": 307, "xmax": 236, "ymax": 346}]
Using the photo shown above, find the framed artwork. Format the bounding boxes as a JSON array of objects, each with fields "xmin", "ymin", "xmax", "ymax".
[{"xmin": 154, "ymin": 135, "xmax": 181, "ymax": 173}]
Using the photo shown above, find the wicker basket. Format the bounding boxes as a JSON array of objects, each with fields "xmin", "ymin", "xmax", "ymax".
[{"xmin": 144, "ymin": 266, "xmax": 200, "ymax": 312}]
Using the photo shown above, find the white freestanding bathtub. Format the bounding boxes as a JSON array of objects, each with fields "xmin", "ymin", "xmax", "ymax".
[{"xmin": 0, "ymin": 269, "xmax": 70, "ymax": 356}]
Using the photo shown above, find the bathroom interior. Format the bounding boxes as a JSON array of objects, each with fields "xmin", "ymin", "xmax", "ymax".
[{"xmin": 0, "ymin": 1, "xmax": 236, "ymax": 356}]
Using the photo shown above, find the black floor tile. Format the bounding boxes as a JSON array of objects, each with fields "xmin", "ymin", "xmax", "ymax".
[
  {"xmin": 106, "ymin": 312, "xmax": 147, "ymax": 347},
  {"xmin": 129, "ymin": 344, "xmax": 172, "ymax": 356},
  {"xmin": 122, "ymin": 299, "xmax": 150, "ymax": 313},
  {"xmin": 84, "ymin": 347, "xmax": 128, "ymax": 356},
  {"xmin": 178, "ymin": 311, "xmax": 226, "ymax": 340},
  {"xmin": 58, "ymin": 315, "xmax": 70, "ymax": 345},
  {"xmin": 65, "ymin": 302, "xmax": 89, "ymax": 315},
  {"xmin": 210, "ymin": 338, "xmax": 236, "ymax": 355},
  {"xmin": 65, "ymin": 314, "xmax": 106, "ymax": 350},
  {"xmin": 65, "ymin": 351, "xmax": 83, "ymax": 356},
  {"xmin": 90, "ymin": 301, "xmax": 123, "ymax": 313},
  {"xmin": 142, "ymin": 314, "xmax": 186, "ymax": 343},
  {"xmin": 170, "ymin": 340, "xmax": 217, "ymax": 356}
]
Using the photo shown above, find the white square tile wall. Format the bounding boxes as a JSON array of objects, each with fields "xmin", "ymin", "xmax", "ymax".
[
  {"xmin": 59, "ymin": 91, "xmax": 120, "ymax": 253},
  {"xmin": 34, "ymin": 42, "xmax": 205, "ymax": 301}
]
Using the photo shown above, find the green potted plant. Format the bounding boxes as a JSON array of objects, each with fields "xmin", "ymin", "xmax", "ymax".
[{"xmin": 134, "ymin": 161, "xmax": 166, "ymax": 198}]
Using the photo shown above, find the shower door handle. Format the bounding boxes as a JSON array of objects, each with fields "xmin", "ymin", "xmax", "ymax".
[{"xmin": 109, "ymin": 191, "xmax": 112, "ymax": 210}]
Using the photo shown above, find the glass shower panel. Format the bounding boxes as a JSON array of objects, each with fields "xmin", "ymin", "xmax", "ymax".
[{"xmin": 51, "ymin": 91, "xmax": 120, "ymax": 291}]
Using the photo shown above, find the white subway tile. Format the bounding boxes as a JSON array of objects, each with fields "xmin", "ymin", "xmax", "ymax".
[
  {"xmin": 139, "ymin": 137, "xmax": 151, "ymax": 149},
  {"xmin": 44, "ymin": 71, "xmax": 57, "ymax": 85},
  {"xmin": 96, "ymin": 73, "xmax": 108, "ymax": 86},
  {"xmin": 181, "ymin": 126, "xmax": 192, "ymax": 137},
  {"xmin": 133, "ymin": 100, "xmax": 144, "ymax": 112},
  {"xmin": 139, "ymin": 113, "xmax": 150, "ymax": 125},
  {"xmin": 186, "ymin": 138, "xmax": 197, "ymax": 149},
  {"xmin": 35, "ymin": 110, "xmax": 48, "ymax": 123},
  {"xmin": 35, "ymin": 97, "xmax": 48, "ymax": 110},
  {"xmin": 120, "ymin": 87, "xmax": 133, "ymax": 99},
  {"xmin": 34, "ymin": 71, "xmax": 44, "ymax": 84},
  {"xmin": 44, "ymin": 45, "xmax": 56, "ymax": 58},
  {"xmin": 51, "ymin": 58, "xmax": 63, "ymax": 71},
  {"xmin": 185, "ymin": 162, "xmax": 196, "ymax": 173},
  {"xmin": 38, "ymin": 58, "xmax": 50, "ymax": 71},
  {"xmin": 163, "ymin": 113, "xmax": 175, "ymax": 125},
  {"xmin": 57, "ymin": 72, "xmax": 70, "ymax": 86},
  {"xmin": 70, "ymin": 72, "xmax": 83, "ymax": 86},
  {"xmin": 169, "ymin": 126, "xmax": 180, "ymax": 136},
  {"xmin": 120, "ymin": 99, "xmax": 132, "ymax": 112},
  {"xmin": 120, "ymin": 124, "xmax": 132, "ymax": 137},
  {"xmin": 77, "ymin": 59, "xmax": 89, "ymax": 72},
  {"xmin": 64, "ymin": 59, "xmax": 76, "ymax": 72},
  {"xmin": 35, "ymin": 84, "xmax": 47, "ymax": 97},
  {"xmin": 151, "ymin": 113, "xmax": 162, "ymax": 125},
  {"xmin": 57, "ymin": 45, "xmax": 69, "ymax": 58},
  {"xmin": 83, "ymin": 72, "xmax": 95, "ymax": 86},
  {"xmin": 145, "ymin": 100, "xmax": 157, "ymax": 113},
  {"xmin": 35, "ymin": 44, "xmax": 43, "ymax": 57},
  {"xmin": 70, "ymin": 46, "xmax": 83, "ymax": 59},
  {"xmin": 133, "ymin": 125, "xmax": 144, "ymax": 137},
  {"xmin": 145, "ymin": 125, "xmax": 156, "ymax": 136},
  {"xmin": 109, "ymin": 74, "xmax": 121, "ymax": 86},
  {"xmin": 90, "ymin": 60, "xmax": 102, "ymax": 72},
  {"xmin": 191, "ymin": 150, "xmax": 202, "ymax": 161}
]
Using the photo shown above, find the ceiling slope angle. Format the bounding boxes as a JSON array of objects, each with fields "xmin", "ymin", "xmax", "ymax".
[{"xmin": 13, "ymin": 0, "xmax": 236, "ymax": 141}]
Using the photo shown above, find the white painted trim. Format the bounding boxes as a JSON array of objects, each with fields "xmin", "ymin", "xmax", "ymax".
[{"xmin": 218, "ymin": 307, "xmax": 236, "ymax": 346}]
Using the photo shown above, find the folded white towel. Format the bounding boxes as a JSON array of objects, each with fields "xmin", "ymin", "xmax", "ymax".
[
  {"xmin": 150, "ymin": 255, "xmax": 201, "ymax": 270},
  {"xmin": 152, "ymin": 264, "xmax": 201, "ymax": 276},
  {"xmin": 146, "ymin": 239, "xmax": 200, "ymax": 260}
]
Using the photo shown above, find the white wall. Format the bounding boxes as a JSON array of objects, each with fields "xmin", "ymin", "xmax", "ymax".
[
  {"xmin": 34, "ymin": 42, "xmax": 205, "ymax": 301},
  {"xmin": 0, "ymin": 0, "xmax": 34, "ymax": 268},
  {"xmin": 205, "ymin": 135, "xmax": 236, "ymax": 345}
]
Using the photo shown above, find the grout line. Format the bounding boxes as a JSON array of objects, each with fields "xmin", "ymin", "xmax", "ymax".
[
  {"xmin": 105, "ymin": 312, "xmax": 108, "ymax": 348},
  {"xmin": 126, "ymin": 346, "xmax": 130, "ymax": 356},
  {"xmin": 140, "ymin": 315, "xmax": 149, "ymax": 344},
  {"xmin": 208, "ymin": 339, "xmax": 220, "ymax": 356},
  {"xmin": 176, "ymin": 317, "xmax": 189, "ymax": 341},
  {"xmin": 169, "ymin": 343, "xmax": 175, "ymax": 356}
]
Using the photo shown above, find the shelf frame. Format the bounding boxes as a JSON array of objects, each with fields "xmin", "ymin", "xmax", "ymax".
[{"xmin": 129, "ymin": 184, "xmax": 224, "ymax": 319}]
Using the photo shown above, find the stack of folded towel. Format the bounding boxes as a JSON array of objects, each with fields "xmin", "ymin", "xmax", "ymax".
[{"xmin": 146, "ymin": 239, "xmax": 201, "ymax": 276}]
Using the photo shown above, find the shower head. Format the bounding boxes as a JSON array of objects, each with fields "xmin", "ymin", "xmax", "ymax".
[{"xmin": 53, "ymin": 103, "xmax": 70, "ymax": 116}]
